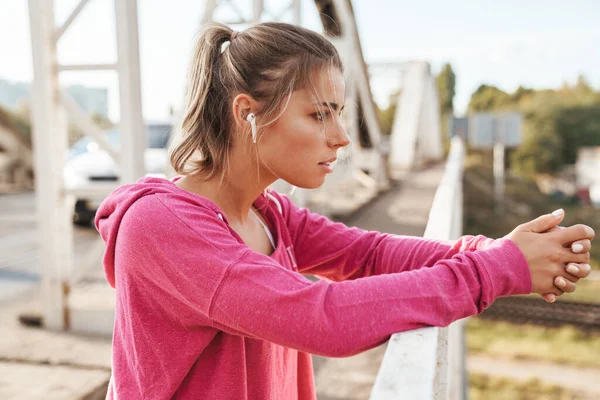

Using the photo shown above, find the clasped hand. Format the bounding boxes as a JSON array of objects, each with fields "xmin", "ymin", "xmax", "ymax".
[{"xmin": 504, "ymin": 209, "xmax": 595, "ymax": 303}]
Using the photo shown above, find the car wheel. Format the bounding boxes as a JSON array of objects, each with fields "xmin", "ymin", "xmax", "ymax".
[{"xmin": 73, "ymin": 200, "xmax": 97, "ymax": 227}]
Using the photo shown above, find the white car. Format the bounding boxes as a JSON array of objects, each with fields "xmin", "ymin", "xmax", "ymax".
[{"xmin": 64, "ymin": 122, "xmax": 172, "ymax": 226}]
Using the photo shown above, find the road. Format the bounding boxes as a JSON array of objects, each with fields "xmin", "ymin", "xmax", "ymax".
[{"xmin": 0, "ymin": 191, "xmax": 103, "ymax": 303}]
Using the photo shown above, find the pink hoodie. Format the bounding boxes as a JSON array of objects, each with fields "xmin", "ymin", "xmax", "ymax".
[{"xmin": 96, "ymin": 177, "xmax": 531, "ymax": 399}]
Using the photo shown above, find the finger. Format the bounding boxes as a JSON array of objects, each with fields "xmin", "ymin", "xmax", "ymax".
[
  {"xmin": 521, "ymin": 209, "xmax": 565, "ymax": 233},
  {"xmin": 542, "ymin": 293, "xmax": 556, "ymax": 303},
  {"xmin": 570, "ymin": 239, "xmax": 591, "ymax": 254},
  {"xmin": 559, "ymin": 249, "xmax": 590, "ymax": 265},
  {"xmin": 566, "ymin": 263, "xmax": 592, "ymax": 279},
  {"xmin": 548, "ymin": 287, "xmax": 565, "ymax": 297},
  {"xmin": 561, "ymin": 268, "xmax": 580, "ymax": 284},
  {"xmin": 555, "ymin": 276, "xmax": 576, "ymax": 293},
  {"xmin": 544, "ymin": 226, "xmax": 561, "ymax": 234},
  {"xmin": 552, "ymin": 224, "xmax": 596, "ymax": 245}
]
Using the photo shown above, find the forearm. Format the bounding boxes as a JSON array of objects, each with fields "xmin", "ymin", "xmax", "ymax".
[
  {"xmin": 209, "ymin": 239, "xmax": 530, "ymax": 358},
  {"xmin": 304, "ymin": 232, "xmax": 497, "ymax": 281},
  {"xmin": 278, "ymin": 190, "xmax": 498, "ymax": 281}
]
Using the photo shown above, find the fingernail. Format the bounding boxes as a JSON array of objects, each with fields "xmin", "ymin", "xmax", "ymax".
[
  {"xmin": 583, "ymin": 264, "xmax": 591, "ymax": 272},
  {"xmin": 566, "ymin": 264, "xmax": 579, "ymax": 274},
  {"xmin": 572, "ymin": 243, "xmax": 584, "ymax": 253},
  {"xmin": 547, "ymin": 294, "xmax": 556, "ymax": 303},
  {"xmin": 556, "ymin": 277, "xmax": 566, "ymax": 288},
  {"xmin": 552, "ymin": 209, "xmax": 564, "ymax": 217}
]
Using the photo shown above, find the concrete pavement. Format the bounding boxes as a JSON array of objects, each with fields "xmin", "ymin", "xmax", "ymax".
[{"xmin": 0, "ymin": 293, "xmax": 111, "ymax": 400}]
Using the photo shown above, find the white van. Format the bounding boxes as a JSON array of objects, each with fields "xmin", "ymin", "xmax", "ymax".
[{"xmin": 64, "ymin": 121, "xmax": 172, "ymax": 226}]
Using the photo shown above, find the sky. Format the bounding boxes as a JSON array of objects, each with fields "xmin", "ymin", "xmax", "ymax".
[{"xmin": 2, "ymin": 0, "xmax": 599, "ymax": 120}]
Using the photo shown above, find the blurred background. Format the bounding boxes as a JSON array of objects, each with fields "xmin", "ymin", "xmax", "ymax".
[{"xmin": 1, "ymin": 0, "xmax": 599, "ymax": 399}]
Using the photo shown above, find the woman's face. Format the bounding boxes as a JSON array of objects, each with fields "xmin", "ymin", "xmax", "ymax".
[{"xmin": 257, "ymin": 67, "xmax": 350, "ymax": 189}]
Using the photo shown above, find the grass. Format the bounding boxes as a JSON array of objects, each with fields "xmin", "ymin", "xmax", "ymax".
[
  {"xmin": 469, "ymin": 373, "xmax": 592, "ymax": 400},
  {"xmin": 466, "ymin": 317, "xmax": 600, "ymax": 369},
  {"xmin": 463, "ymin": 153, "xmax": 600, "ymax": 270}
]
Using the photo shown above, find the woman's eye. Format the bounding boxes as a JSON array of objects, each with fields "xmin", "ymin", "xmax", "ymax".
[{"xmin": 312, "ymin": 112, "xmax": 329, "ymax": 121}]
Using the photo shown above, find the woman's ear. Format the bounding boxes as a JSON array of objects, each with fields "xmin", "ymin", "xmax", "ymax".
[{"xmin": 232, "ymin": 93, "xmax": 260, "ymax": 129}]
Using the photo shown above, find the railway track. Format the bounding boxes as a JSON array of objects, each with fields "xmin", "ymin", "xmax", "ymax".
[{"xmin": 480, "ymin": 297, "xmax": 600, "ymax": 331}]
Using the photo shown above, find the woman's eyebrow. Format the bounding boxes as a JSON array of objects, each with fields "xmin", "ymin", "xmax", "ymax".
[{"xmin": 315, "ymin": 102, "xmax": 345, "ymax": 111}]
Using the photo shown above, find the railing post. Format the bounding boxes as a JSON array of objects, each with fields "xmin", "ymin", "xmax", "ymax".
[
  {"xmin": 448, "ymin": 319, "xmax": 468, "ymax": 400},
  {"xmin": 114, "ymin": 0, "xmax": 145, "ymax": 184},
  {"xmin": 29, "ymin": 0, "xmax": 74, "ymax": 330}
]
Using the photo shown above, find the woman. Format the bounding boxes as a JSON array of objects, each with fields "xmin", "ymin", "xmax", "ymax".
[{"xmin": 96, "ymin": 22, "xmax": 594, "ymax": 399}]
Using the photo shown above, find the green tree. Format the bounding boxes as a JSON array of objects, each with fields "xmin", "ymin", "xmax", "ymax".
[
  {"xmin": 468, "ymin": 84, "xmax": 512, "ymax": 112},
  {"xmin": 437, "ymin": 63, "xmax": 456, "ymax": 140},
  {"xmin": 555, "ymin": 104, "xmax": 600, "ymax": 164},
  {"xmin": 468, "ymin": 80, "xmax": 600, "ymax": 177},
  {"xmin": 511, "ymin": 108, "xmax": 564, "ymax": 175},
  {"xmin": 511, "ymin": 86, "xmax": 534, "ymax": 103},
  {"xmin": 509, "ymin": 91, "xmax": 600, "ymax": 176},
  {"xmin": 377, "ymin": 90, "xmax": 400, "ymax": 136},
  {"xmin": 575, "ymin": 74, "xmax": 593, "ymax": 95},
  {"xmin": 437, "ymin": 63, "xmax": 456, "ymax": 114}
]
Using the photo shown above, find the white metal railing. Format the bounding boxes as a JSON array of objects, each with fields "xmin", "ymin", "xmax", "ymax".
[
  {"xmin": 370, "ymin": 136, "xmax": 466, "ymax": 400},
  {"xmin": 29, "ymin": 0, "xmax": 145, "ymax": 331},
  {"xmin": 388, "ymin": 62, "xmax": 444, "ymax": 174}
]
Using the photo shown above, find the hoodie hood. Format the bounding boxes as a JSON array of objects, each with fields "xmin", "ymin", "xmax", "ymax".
[{"xmin": 95, "ymin": 176, "xmax": 226, "ymax": 287}]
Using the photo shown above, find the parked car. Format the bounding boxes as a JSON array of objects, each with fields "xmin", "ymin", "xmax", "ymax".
[{"xmin": 64, "ymin": 121, "xmax": 172, "ymax": 226}]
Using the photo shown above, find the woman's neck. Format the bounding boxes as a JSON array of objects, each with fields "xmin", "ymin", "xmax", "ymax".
[{"xmin": 176, "ymin": 167, "xmax": 275, "ymax": 225}]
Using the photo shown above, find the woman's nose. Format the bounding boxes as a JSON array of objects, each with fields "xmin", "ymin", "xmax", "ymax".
[{"xmin": 327, "ymin": 124, "xmax": 351, "ymax": 148}]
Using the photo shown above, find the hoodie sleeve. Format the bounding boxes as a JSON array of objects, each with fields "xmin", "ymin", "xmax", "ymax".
[
  {"xmin": 115, "ymin": 194, "xmax": 531, "ymax": 358},
  {"xmin": 272, "ymin": 192, "xmax": 498, "ymax": 282}
]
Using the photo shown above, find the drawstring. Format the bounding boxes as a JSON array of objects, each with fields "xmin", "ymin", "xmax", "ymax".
[
  {"xmin": 250, "ymin": 208, "xmax": 276, "ymax": 250},
  {"xmin": 216, "ymin": 202, "xmax": 297, "ymax": 270}
]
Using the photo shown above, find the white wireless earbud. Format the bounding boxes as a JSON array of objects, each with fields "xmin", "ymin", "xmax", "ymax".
[{"xmin": 246, "ymin": 113, "xmax": 257, "ymax": 143}]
